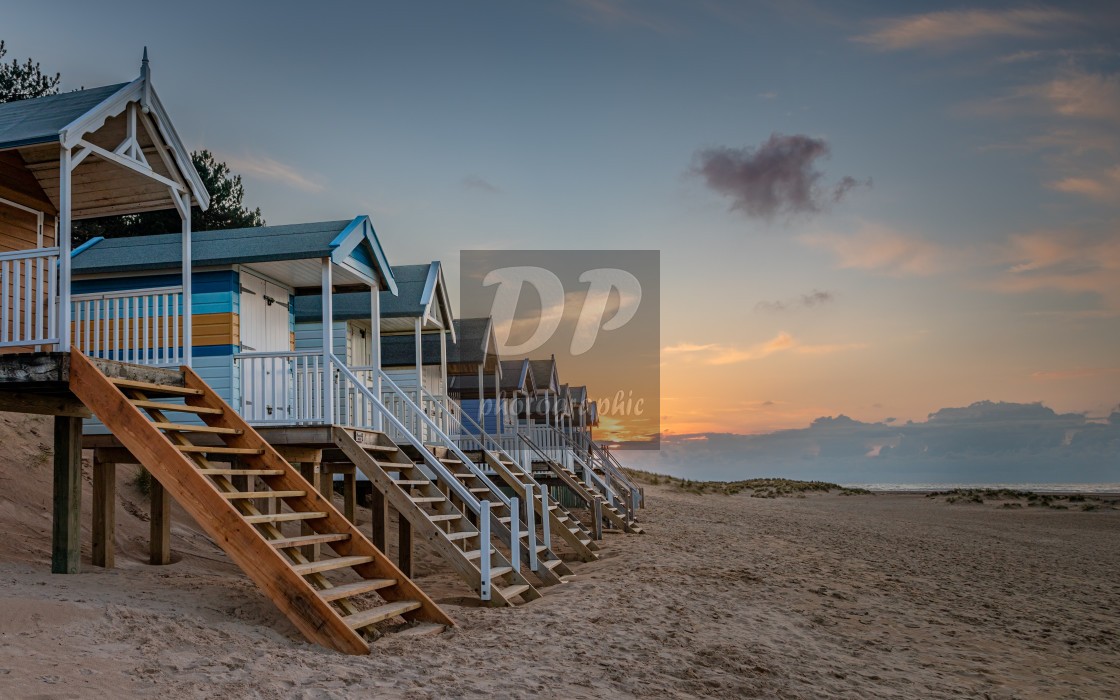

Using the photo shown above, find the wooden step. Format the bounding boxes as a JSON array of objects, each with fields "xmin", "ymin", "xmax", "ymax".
[
  {"xmin": 244, "ymin": 511, "xmax": 328, "ymax": 524},
  {"xmin": 394, "ymin": 622, "xmax": 446, "ymax": 638},
  {"xmin": 444, "ymin": 531, "xmax": 476, "ymax": 542},
  {"xmin": 292, "ymin": 555, "xmax": 375, "ymax": 576},
  {"xmin": 489, "ymin": 566, "xmax": 512, "ymax": 578},
  {"xmin": 269, "ymin": 533, "xmax": 350, "ymax": 549},
  {"xmin": 464, "ymin": 548, "xmax": 493, "ymax": 560},
  {"xmin": 499, "ymin": 584, "xmax": 531, "ymax": 599},
  {"xmin": 452, "ymin": 472, "xmax": 473, "ymax": 479},
  {"xmin": 543, "ymin": 557, "xmax": 565, "ymax": 569},
  {"xmin": 177, "ymin": 445, "xmax": 264, "ymax": 455},
  {"xmin": 469, "ymin": 487, "xmax": 490, "ymax": 494},
  {"xmin": 224, "ymin": 490, "xmax": 306, "ymax": 499},
  {"xmin": 393, "ymin": 479, "xmax": 429, "ymax": 486},
  {"xmin": 198, "ymin": 469, "xmax": 285, "ymax": 477},
  {"xmin": 130, "ymin": 399, "xmax": 224, "ymax": 415},
  {"xmin": 411, "ymin": 496, "xmax": 445, "ymax": 504},
  {"xmin": 110, "ymin": 377, "xmax": 203, "ymax": 397},
  {"xmin": 439, "ymin": 457, "xmax": 463, "ymax": 464},
  {"xmin": 318, "ymin": 578, "xmax": 396, "ymax": 602},
  {"xmin": 343, "ymin": 600, "xmax": 422, "ymax": 630},
  {"xmin": 362, "ymin": 444, "xmax": 397, "ymax": 453},
  {"xmin": 427, "ymin": 514, "xmax": 462, "ymax": 522},
  {"xmin": 151, "ymin": 422, "xmax": 243, "ymax": 435}
]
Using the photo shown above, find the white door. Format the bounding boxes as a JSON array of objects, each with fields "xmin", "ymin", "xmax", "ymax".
[{"xmin": 239, "ymin": 271, "xmax": 291, "ymax": 421}]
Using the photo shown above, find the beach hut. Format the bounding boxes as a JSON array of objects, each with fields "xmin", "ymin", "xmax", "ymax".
[
  {"xmin": 445, "ymin": 317, "xmax": 504, "ymax": 433},
  {"xmin": 71, "ymin": 216, "xmax": 397, "ymax": 426},
  {"xmin": 0, "ymin": 56, "xmax": 455, "ymax": 650}
]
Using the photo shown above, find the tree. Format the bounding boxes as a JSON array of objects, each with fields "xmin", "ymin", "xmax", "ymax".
[
  {"xmin": 73, "ymin": 150, "xmax": 265, "ymax": 242},
  {"xmin": 0, "ymin": 40, "xmax": 60, "ymax": 102}
]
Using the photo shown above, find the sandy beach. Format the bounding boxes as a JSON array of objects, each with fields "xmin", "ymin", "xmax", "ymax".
[{"xmin": 0, "ymin": 417, "xmax": 1118, "ymax": 698}]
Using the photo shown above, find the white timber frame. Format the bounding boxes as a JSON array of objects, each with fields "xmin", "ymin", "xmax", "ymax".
[{"xmin": 56, "ymin": 50, "xmax": 209, "ymax": 363}]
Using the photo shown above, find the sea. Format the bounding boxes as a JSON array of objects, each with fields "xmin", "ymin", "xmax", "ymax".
[{"xmin": 841, "ymin": 482, "xmax": 1120, "ymax": 494}]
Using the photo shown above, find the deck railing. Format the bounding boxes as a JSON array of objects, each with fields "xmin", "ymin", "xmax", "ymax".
[
  {"xmin": 71, "ymin": 286, "xmax": 183, "ymax": 365},
  {"xmin": 0, "ymin": 247, "xmax": 60, "ymax": 349}
]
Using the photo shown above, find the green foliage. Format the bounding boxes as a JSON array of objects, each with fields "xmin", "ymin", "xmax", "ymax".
[
  {"xmin": 0, "ymin": 40, "xmax": 60, "ymax": 103},
  {"xmin": 624, "ymin": 468, "xmax": 868, "ymax": 498},
  {"xmin": 133, "ymin": 466, "xmax": 153, "ymax": 496},
  {"xmin": 74, "ymin": 150, "xmax": 264, "ymax": 243}
]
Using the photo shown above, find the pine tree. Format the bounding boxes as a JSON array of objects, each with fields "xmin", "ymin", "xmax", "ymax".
[{"xmin": 0, "ymin": 40, "xmax": 60, "ymax": 102}]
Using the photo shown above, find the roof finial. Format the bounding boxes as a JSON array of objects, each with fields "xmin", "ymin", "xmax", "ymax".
[{"xmin": 141, "ymin": 47, "xmax": 149, "ymax": 77}]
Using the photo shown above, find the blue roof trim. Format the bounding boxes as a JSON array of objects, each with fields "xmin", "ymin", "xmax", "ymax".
[
  {"xmin": 70, "ymin": 236, "xmax": 104, "ymax": 258},
  {"xmin": 329, "ymin": 216, "xmax": 398, "ymax": 295},
  {"xmin": 419, "ymin": 261, "xmax": 439, "ymax": 310}
]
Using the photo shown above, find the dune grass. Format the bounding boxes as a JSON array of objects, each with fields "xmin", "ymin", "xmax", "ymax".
[
  {"xmin": 624, "ymin": 468, "xmax": 872, "ymax": 498},
  {"xmin": 926, "ymin": 488, "xmax": 1119, "ymax": 510}
]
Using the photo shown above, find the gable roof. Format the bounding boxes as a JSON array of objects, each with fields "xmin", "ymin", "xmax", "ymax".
[
  {"xmin": 0, "ymin": 54, "xmax": 210, "ymax": 215},
  {"xmin": 529, "ymin": 357, "xmax": 559, "ymax": 394},
  {"xmin": 446, "ymin": 317, "xmax": 498, "ymax": 373},
  {"xmin": 378, "ymin": 262, "xmax": 453, "ymax": 335},
  {"xmin": 73, "ymin": 215, "xmax": 397, "ymax": 291},
  {"xmin": 379, "ymin": 333, "xmax": 442, "ymax": 368},
  {"xmin": 500, "ymin": 359, "xmax": 534, "ymax": 393},
  {"xmin": 0, "ymin": 84, "xmax": 128, "ymax": 149}
]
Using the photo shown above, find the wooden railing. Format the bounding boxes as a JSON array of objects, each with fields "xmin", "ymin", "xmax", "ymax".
[
  {"xmin": 0, "ymin": 247, "xmax": 60, "ymax": 349},
  {"xmin": 71, "ymin": 286, "xmax": 183, "ymax": 365}
]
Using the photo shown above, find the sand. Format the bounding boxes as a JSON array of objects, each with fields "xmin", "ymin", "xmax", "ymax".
[{"xmin": 0, "ymin": 413, "xmax": 1118, "ymax": 698}]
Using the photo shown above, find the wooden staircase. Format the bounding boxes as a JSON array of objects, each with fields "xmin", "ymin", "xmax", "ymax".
[
  {"xmin": 67, "ymin": 350, "xmax": 453, "ymax": 655},
  {"xmin": 480, "ymin": 449, "xmax": 599, "ymax": 562},
  {"xmin": 332, "ymin": 428, "xmax": 542, "ymax": 607},
  {"xmin": 541, "ymin": 452, "xmax": 644, "ymax": 534},
  {"xmin": 436, "ymin": 450, "xmax": 571, "ymax": 586}
]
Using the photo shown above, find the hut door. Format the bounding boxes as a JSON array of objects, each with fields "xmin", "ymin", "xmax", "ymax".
[{"xmin": 239, "ymin": 271, "xmax": 292, "ymax": 421}]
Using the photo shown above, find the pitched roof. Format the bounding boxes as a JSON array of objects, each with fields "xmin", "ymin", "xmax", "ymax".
[
  {"xmin": 0, "ymin": 84, "xmax": 128, "ymax": 149},
  {"xmin": 500, "ymin": 359, "xmax": 534, "ymax": 393},
  {"xmin": 73, "ymin": 216, "xmax": 396, "ymax": 291},
  {"xmin": 529, "ymin": 358, "xmax": 559, "ymax": 393},
  {"xmin": 378, "ymin": 263, "xmax": 452, "ymax": 330},
  {"xmin": 380, "ymin": 333, "xmax": 442, "ymax": 367},
  {"xmin": 446, "ymin": 318, "xmax": 495, "ymax": 368}
]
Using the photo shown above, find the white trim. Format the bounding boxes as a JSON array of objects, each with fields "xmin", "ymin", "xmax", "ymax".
[{"xmin": 74, "ymin": 139, "xmax": 186, "ymax": 193}]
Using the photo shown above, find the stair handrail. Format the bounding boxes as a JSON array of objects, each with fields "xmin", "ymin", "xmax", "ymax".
[
  {"xmin": 417, "ymin": 384, "xmax": 526, "ymax": 472},
  {"xmin": 569, "ymin": 429, "xmax": 640, "ymax": 497},
  {"xmin": 545, "ymin": 424, "xmax": 633, "ymax": 503},
  {"xmin": 375, "ymin": 367, "xmax": 515, "ymax": 511},
  {"xmin": 330, "ymin": 355, "xmax": 482, "ymax": 513}
]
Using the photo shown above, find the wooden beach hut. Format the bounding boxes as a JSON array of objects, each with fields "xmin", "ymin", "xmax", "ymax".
[{"xmin": 0, "ymin": 55, "xmax": 454, "ymax": 652}]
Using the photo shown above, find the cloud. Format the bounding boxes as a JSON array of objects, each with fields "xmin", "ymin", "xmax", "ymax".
[
  {"xmin": 852, "ymin": 8, "xmax": 1082, "ymax": 51},
  {"xmin": 570, "ymin": 0, "xmax": 678, "ymax": 34},
  {"xmin": 620, "ymin": 400, "xmax": 1120, "ymax": 483},
  {"xmin": 222, "ymin": 153, "xmax": 325, "ymax": 193},
  {"xmin": 461, "ymin": 174, "xmax": 501, "ymax": 194},
  {"xmin": 1047, "ymin": 165, "xmax": 1120, "ymax": 203},
  {"xmin": 1027, "ymin": 71, "xmax": 1120, "ymax": 121},
  {"xmin": 1032, "ymin": 367, "xmax": 1120, "ymax": 380},
  {"xmin": 755, "ymin": 289, "xmax": 834, "ymax": 312},
  {"xmin": 691, "ymin": 133, "xmax": 869, "ymax": 220},
  {"xmin": 801, "ymin": 222, "xmax": 955, "ymax": 277},
  {"xmin": 757, "ymin": 91, "xmax": 777, "ymax": 100},
  {"xmin": 663, "ymin": 332, "xmax": 864, "ymax": 366},
  {"xmin": 992, "ymin": 228, "xmax": 1120, "ymax": 312}
]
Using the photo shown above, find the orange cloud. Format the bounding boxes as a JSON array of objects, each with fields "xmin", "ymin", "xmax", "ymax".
[
  {"xmin": 663, "ymin": 333, "xmax": 866, "ymax": 366},
  {"xmin": 853, "ymin": 8, "xmax": 1081, "ymax": 51},
  {"xmin": 801, "ymin": 222, "xmax": 955, "ymax": 277},
  {"xmin": 1032, "ymin": 367, "xmax": 1120, "ymax": 380},
  {"xmin": 994, "ymin": 229, "xmax": 1120, "ymax": 311},
  {"xmin": 1048, "ymin": 165, "xmax": 1120, "ymax": 203}
]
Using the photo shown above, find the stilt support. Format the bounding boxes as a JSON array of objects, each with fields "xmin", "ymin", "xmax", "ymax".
[{"xmin": 52, "ymin": 416, "xmax": 83, "ymax": 574}]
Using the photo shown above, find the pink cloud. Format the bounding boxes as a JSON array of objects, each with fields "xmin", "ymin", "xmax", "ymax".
[{"xmin": 853, "ymin": 8, "xmax": 1082, "ymax": 51}]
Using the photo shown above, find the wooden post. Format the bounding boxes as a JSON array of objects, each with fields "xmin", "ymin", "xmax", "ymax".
[
  {"xmin": 299, "ymin": 462, "xmax": 321, "ymax": 561},
  {"xmin": 398, "ymin": 513, "xmax": 413, "ymax": 577},
  {"xmin": 92, "ymin": 457, "xmax": 116, "ymax": 568},
  {"xmin": 51, "ymin": 415, "xmax": 82, "ymax": 574},
  {"xmin": 370, "ymin": 488, "xmax": 388, "ymax": 551},
  {"xmin": 150, "ymin": 477, "xmax": 171, "ymax": 565},
  {"xmin": 343, "ymin": 471, "xmax": 356, "ymax": 523},
  {"xmin": 639, "ymin": 486, "xmax": 645, "ymax": 510},
  {"xmin": 592, "ymin": 496, "xmax": 603, "ymax": 541}
]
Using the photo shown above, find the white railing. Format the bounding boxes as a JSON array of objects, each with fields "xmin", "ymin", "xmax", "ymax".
[
  {"xmin": 233, "ymin": 351, "xmax": 331, "ymax": 424},
  {"xmin": 0, "ymin": 247, "xmax": 60, "ymax": 349},
  {"xmin": 71, "ymin": 286, "xmax": 182, "ymax": 365}
]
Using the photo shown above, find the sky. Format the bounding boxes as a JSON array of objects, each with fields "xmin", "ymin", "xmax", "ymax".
[{"xmin": 5, "ymin": 1, "xmax": 1120, "ymax": 475}]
